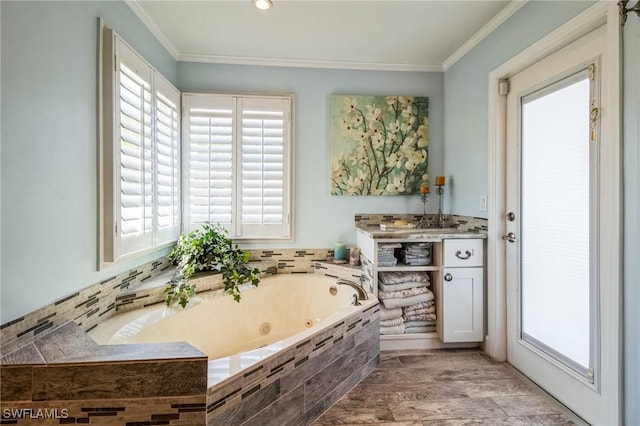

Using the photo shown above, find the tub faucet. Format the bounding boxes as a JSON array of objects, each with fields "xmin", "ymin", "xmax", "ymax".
[{"xmin": 336, "ymin": 279, "xmax": 369, "ymax": 301}]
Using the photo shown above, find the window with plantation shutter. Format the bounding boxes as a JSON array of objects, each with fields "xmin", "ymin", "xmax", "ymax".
[
  {"xmin": 183, "ymin": 93, "xmax": 293, "ymax": 240},
  {"xmin": 100, "ymin": 23, "xmax": 181, "ymax": 266}
]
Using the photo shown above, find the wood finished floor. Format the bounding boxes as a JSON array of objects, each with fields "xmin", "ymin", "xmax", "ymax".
[{"xmin": 313, "ymin": 349, "xmax": 576, "ymax": 426}]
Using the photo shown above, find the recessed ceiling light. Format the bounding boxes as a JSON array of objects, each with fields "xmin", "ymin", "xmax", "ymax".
[{"xmin": 254, "ymin": 0, "xmax": 272, "ymax": 10}]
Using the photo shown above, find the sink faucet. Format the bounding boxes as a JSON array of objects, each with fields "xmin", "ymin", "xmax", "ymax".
[{"xmin": 336, "ymin": 279, "xmax": 369, "ymax": 301}]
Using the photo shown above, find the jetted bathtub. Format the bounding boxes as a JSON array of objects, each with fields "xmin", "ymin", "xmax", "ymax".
[
  {"xmin": 91, "ymin": 274, "xmax": 372, "ymax": 359},
  {"xmin": 89, "ymin": 273, "xmax": 380, "ymax": 425}
]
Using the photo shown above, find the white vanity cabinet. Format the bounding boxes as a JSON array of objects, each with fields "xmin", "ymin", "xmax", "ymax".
[
  {"xmin": 356, "ymin": 226, "xmax": 486, "ymax": 350},
  {"xmin": 438, "ymin": 239, "xmax": 484, "ymax": 343}
]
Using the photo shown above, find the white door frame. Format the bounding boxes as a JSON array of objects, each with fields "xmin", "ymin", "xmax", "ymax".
[{"xmin": 486, "ymin": 0, "xmax": 622, "ymax": 420}]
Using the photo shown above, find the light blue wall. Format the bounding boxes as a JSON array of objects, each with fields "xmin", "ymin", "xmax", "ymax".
[
  {"xmin": 444, "ymin": 1, "xmax": 595, "ymax": 217},
  {"xmin": 0, "ymin": 1, "xmax": 177, "ymax": 323},
  {"xmin": 178, "ymin": 63, "xmax": 444, "ymax": 250},
  {"xmin": 623, "ymin": 15, "xmax": 639, "ymax": 426}
]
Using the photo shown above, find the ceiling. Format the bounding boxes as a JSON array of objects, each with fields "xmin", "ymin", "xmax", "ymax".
[{"xmin": 128, "ymin": 0, "xmax": 524, "ymax": 72}]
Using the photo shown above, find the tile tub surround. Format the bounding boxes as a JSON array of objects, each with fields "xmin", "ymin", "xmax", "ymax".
[
  {"xmin": 205, "ymin": 301, "xmax": 380, "ymax": 425},
  {"xmin": 0, "ymin": 322, "xmax": 208, "ymax": 425},
  {"xmin": 0, "ymin": 248, "xmax": 335, "ymax": 356},
  {"xmin": 0, "ymin": 256, "xmax": 173, "ymax": 356},
  {"xmin": 2, "ymin": 250, "xmax": 376, "ymax": 425}
]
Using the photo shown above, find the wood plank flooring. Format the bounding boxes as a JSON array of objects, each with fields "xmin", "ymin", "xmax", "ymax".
[{"xmin": 313, "ymin": 349, "xmax": 578, "ymax": 425}]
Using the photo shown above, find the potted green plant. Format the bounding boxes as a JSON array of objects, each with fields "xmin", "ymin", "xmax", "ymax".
[{"xmin": 165, "ymin": 222, "xmax": 260, "ymax": 307}]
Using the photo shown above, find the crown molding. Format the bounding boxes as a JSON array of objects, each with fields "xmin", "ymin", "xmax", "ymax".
[
  {"xmin": 127, "ymin": 0, "xmax": 526, "ymax": 73},
  {"xmin": 178, "ymin": 54, "xmax": 443, "ymax": 72},
  {"xmin": 126, "ymin": 0, "xmax": 181, "ymax": 60},
  {"xmin": 443, "ymin": 0, "xmax": 529, "ymax": 71}
]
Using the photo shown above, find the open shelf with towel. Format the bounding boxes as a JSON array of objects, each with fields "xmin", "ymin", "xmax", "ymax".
[{"xmin": 356, "ymin": 226, "xmax": 485, "ymax": 351}]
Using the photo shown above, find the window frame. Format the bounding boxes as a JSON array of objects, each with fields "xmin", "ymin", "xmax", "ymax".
[
  {"xmin": 99, "ymin": 21, "xmax": 181, "ymax": 269},
  {"xmin": 181, "ymin": 92, "xmax": 295, "ymax": 242}
]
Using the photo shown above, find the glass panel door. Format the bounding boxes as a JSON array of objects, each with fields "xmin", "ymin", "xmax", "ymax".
[{"xmin": 520, "ymin": 71, "xmax": 595, "ymax": 378}]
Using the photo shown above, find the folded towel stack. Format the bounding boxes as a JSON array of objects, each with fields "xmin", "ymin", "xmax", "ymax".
[
  {"xmin": 400, "ymin": 242, "xmax": 432, "ymax": 266},
  {"xmin": 378, "ymin": 243, "xmax": 401, "ymax": 267},
  {"xmin": 377, "ymin": 270, "xmax": 436, "ymax": 334},
  {"xmin": 379, "ymin": 304, "xmax": 405, "ymax": 335}
]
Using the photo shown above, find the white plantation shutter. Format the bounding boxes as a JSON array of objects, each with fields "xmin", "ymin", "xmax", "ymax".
[
  {"xmin": 184, "ymin": 95, "xmax": 234, "ymax": 233},
  {"xmin": 239, "ymin": 98, "xmax": 289, "ymax": 238},
  {"xmin": 155, "ymin": 76, "xmax": 181, "ymax": 244},
  {"xmin": 116, "ymin": 45, "xmax": 154, "ymax": 255},
  {"xmin": 183, "ymin": 93, "xmax": 292, "ymax": 239},
  {"xmin": 105, "ymin": 34, "xmax": 181, "ymax": 261}
]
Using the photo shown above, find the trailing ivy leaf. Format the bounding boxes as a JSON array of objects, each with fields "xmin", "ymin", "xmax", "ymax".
[{"xmin": 166, "ymin": 222, "xmax": 261, "ymax": 307}]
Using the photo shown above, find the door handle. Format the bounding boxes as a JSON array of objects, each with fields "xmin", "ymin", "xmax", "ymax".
[{"xmin": 501, "ymin": 232, "xmax": 517, "ymax": 243}]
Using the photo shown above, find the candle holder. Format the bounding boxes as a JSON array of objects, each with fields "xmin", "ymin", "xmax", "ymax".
[
  {"xmin": 416, "ymin": 191, "xmax": 429, "ymax": 229},
  {"xmin": 436, "ymin": 184, "xmax": 445, "ymax": 228}
]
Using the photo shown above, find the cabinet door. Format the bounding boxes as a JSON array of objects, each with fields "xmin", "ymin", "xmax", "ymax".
[{"xmin": 441, "ymin": 267, "xmax": 483, "ymax": 342}]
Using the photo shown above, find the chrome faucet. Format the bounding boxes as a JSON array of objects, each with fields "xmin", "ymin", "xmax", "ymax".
[{"xmin": 336, "ymin": 279, "xmax": 369, "ymax": 301}]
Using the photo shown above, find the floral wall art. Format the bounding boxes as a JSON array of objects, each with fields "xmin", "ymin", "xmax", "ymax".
[{"xmin": 330, "ymin": 95, "xmax": 429, "ymax": 195}]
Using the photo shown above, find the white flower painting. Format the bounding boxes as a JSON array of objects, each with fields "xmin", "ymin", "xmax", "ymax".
[{"xmin": 330, "ymin": 95, "xmax": 429, "ymax": 195}]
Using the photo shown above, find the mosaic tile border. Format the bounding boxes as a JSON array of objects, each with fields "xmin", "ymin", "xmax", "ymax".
[
  {"xmin": 251, "ymin": 249, "xmax": 335, "ymax": 273},
  {"xmin": 0, "ymin": 395, "xmax": 206, "ymax": 425},
  {"xmin": 354, "ymin": 213, "xmax": 487, "ymax": 232}
]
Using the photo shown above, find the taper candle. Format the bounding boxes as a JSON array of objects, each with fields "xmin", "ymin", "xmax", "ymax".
[{"xmin": 334, "ymin": 242, "xmax": 347, "ymax": 263}]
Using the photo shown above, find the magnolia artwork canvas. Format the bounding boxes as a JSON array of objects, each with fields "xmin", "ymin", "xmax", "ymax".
[{"xmin": 330, "ymin": 95, "xmax": 429, "ymax": 195}]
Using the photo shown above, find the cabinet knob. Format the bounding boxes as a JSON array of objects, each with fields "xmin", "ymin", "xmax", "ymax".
[{"xmin": 444, "ymin": 273, "xmax": 453, "ymax": 282}]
